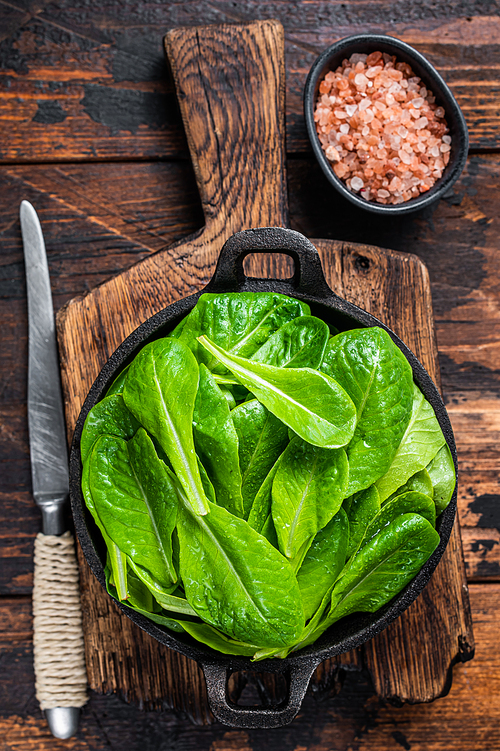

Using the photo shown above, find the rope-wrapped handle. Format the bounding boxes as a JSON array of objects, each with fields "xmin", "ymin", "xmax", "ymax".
[{"xmin": 33, "ymin": 531, "xmax": 88, "ymax": 711}]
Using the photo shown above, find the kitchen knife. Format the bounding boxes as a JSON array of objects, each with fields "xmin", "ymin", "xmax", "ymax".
[{"xmin": 21, "ymin": 200, "xmax": 88, "ymax": 739}]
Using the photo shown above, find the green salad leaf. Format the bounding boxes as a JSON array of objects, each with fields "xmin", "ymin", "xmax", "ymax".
[
  {"xmin": 232, "ymin": 399, "xmax": 288, "ymax": 517},
  {"xmin": 176, "ymin": 493, "xmax": 305, "ymax": 648},
  {"xmin": 198, "ymin": 336, "xmax": 357, "ymax": 449},
  {"xmin": 123, "ymin": 338, "xmax": 210, "ymax": 515},
  {"xmin": 171, "ymin": 292, "xmax": 310, "ymax": 372},
  {"xmin": 88, "ymin": 430, "xmax": 178, "ymax": 587},
  {"xmin": 272, "ymin": 436, "xmax": 349, "ymax": 560},
  {"xmin": 375, "ymin": 383, "xmax": 446, "ymax": 502},
  {"xmin": 193, "ymin": 364, "xmax": 244, "ymax": 517},
  {"xmin": 426, "ymin": 443, "xmax": 456, "ymax": 515},
  {"xmin": 321, "ymin": 327, "xmax": 413, "ymax": 495},
  {"xmin": 252, "ymin": 315, "xmax": 329, "ymax": 369}
]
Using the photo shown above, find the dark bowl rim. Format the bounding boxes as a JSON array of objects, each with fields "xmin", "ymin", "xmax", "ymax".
[{"xmin": 303, "ymin": 33, "xmax": 469, "ymax": 215}]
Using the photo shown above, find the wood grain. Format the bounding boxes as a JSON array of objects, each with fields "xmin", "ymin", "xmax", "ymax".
[
  {"xmin": 0, "ymin": 4, "xmax": 499, "ymax": 162},
  {"xmin": 0, "ymin": 584, "xmax": 493, "ymax": 749}
]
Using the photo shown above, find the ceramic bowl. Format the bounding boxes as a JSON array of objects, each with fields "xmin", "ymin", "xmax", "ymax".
[{"xmin": 304, "ymin": 34, "xmax": 468, "ymax": 215}]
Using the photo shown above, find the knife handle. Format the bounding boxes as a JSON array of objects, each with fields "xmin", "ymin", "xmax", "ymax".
[{"xmin": 33, "ymin": 531, "xmax": 87, "ymax": 738}]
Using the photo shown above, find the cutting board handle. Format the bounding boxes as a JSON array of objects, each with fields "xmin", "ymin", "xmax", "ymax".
[{"xmin": 164, "ymin": 20, "xmax": 289, "ymax": 240}]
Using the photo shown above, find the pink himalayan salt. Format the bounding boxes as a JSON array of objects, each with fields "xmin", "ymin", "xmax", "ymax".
[{"xmin": 314, "ymin": 53, "xmax": 451, "ymax": 204}]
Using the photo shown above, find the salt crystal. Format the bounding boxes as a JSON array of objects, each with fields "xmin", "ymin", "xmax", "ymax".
[
  {"xmin": 350, "ymin": 53, "xmax": 367, "ymax": 64},
  {"xmin": 355, "ymin": 73, "xmax": 369, "ymax": 89},
  {"xmin": 412, "ymin": 97, "xmax": 424, "ymax": 108},
  {"xmin": 434, "ymin": 107, "xmax": 445, "ymax": 118},
  {"xmin": 334, "ymin": 109, "xmax": 348, "ymax": 119},
  {"xmin": 397, "ymin": 126, "xmax": 408, "ymax": 138},
  {"xmin": 377, "ymin": 189, "xmax": 390, "ymax": 198},
  {"xmin": 430, "ymin": 145, "xmax": 440, "ymax": 157},
  {"xmin": 398, "ymin": 149, "xmax": 412, "ymax": 164},
  {"xmin": 440, "ymin": 142, "xmax": 451, "ymax": 152},
  {"xmin": 414, "ymin": 117, "xmax": 428, "ymax": 129},
  {"xmin": 366, "ymin": 65, "xmax": 383, "ymax": 79},
  {"xmin": 362, "ymin": 126, "xmax": 370, "ymax": 136},
  {"xmin": 359, "ymin": 97, "xmax": 371, "ymax": 111},
  {"xmin": 443, "ymin": 135, "xmax": 451, "ymax": 144},
  {"xmin": 340, "ymin": 123, "xmax": 350, "ymax": 134},
  {"xmin": 326, "ymin": 145, "xmax": 341, "ymax": 162},
  {"xmin": 345, "ymin": 104, "xmax": 358, "ymax": 116},
  {"xmin": 351, "ymin": 176, "xmax": 364, "ymax": 191}
]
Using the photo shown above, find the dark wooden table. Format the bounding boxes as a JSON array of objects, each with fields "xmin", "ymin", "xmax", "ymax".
[{"xmin": 1, "ymin": 2, "xmax": 499, "ymax": 749}]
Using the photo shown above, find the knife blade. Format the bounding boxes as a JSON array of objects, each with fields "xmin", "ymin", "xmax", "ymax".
[
  {"xmin": 21, "ymin": 200, "xmax": 87, "ymax": 739},
  {"xmin": 21, "ymin": 200, "xmax": 69, "ymax": 536}
]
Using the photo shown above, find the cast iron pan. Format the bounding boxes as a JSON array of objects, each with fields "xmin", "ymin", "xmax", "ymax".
[{"xmin": 70, "ymin": 227, "xmax": 457, "ymax": 729}]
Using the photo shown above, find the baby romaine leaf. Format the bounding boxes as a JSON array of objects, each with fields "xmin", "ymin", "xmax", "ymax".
[
  {"xmin": 386, "ymin": 467, "xmax": 434, "ymax": 504},
  {"xmin": 176, "ymin": 492, "xmax": 305, "ymax": 648},
  {"xmin": 426, "ymin": 443, "xmax": 456, "ymax": 515},
  {"xmin": 321, "ymin": 327, "xmax": 413, "ymax": 495},
  {"xmin": 231, "ymin": 399, "xmax": 289, "ymax": 516},
  {"xmin": 193, "ymin": 365, "xmax": 244, "ymax": 517},
  {"xmin": 81, "ymin": 394, "xmax": 140, "ymax": 463},
  {"xmin": 126, "ymin": 558, "xmax": 193, "ymax": 613},
  {"xmin": 180, "ymin": 621, "xmax": 259, "ymax": 657},
  {"xmin": 197, "ymin": 337, "xmax": 357, "ymax": 449},
  {"xmin": 260, "ymin": 513, "xmax": 279, "ymax": 548},
  {"xmin": 105, "ymin": 563, "xmax": 186, "ymax": 633},
  {"xmin": 328, "ymin": 513, "xmax": 440, "ymax": 625},
  {"xmin": 82, "ymin": 457, "xmax": 128, "ymax": 601},
  {"xmin": 361, "ymin": 492, "xmax": 436, "ymax": 553},
  {"xmin": 219, "ymin": 386, "xmax": 236, "ymax": 410},
  {"xmin": 375, "ymin": 384, "xmax": 446, "ymax": 502},
  {"xmin": 343, "ymin": 485, "xmax": 380, "ymax": 559},
  {"xmin": 88, "ymin": 430, "xmax": 178, "ymax": 587},
  {"xmin": 272, "ymin": 436, "xmax": 349, "ymax": 560},
  {"xmin": 197, "ymin": 456, "xmax": 216, "ymax": 504},
  {"xmin": 105, "ymin": 364, "xmax": 130, "ymax": 397},
  {"xmin": 172, "ymin": 292, "xmax": 310, "ymax": 372},
  {"xmin": 290, "ymin": 512, "xmax": 440, "ymax": 652},
  {"xmin": 247, "ymin": 459, "xmax": 281, "ymax": 533},
  {"xmin": 123, "ymin": 338, "xmax": 210, "ymax": 515},
  {"xmin": 251, "ymin": 316, "xmax": 329, "ymax": 369},
  {"xmin": 297, "ymin": 508, "xmax": 349, "ymax": 620}
]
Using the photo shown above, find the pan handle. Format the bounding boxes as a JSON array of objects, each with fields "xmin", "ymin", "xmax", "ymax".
[
  {"xmin": 201, "ymin": 658, "xmax": 319, "ymax": 729},
  {"xmin": 205, "ymin": 227, "xmax": 335, "ymax": 300}
]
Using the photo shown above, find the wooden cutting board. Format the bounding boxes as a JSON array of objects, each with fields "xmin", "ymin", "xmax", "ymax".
[{"xmin": 56, "ymin": 19, "xmax": 474, "ymax": 722}]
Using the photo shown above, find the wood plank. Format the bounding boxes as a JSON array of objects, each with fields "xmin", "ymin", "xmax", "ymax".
[
  {"xmin": 2, "ymin": 154, "xmax": 500, "ymax": 592},
  {"xmin": 0, "ymin": 584, "xmax": 494, "ymax": 749},
  {"xmin": 0, "ymin": 5, "xmax": 499, "ymax": 161}
]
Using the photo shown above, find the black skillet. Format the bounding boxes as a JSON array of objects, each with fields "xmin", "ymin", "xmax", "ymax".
[{"xmin": 69, "ymin": 226, "xmax": 457, "ymax": 729}]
